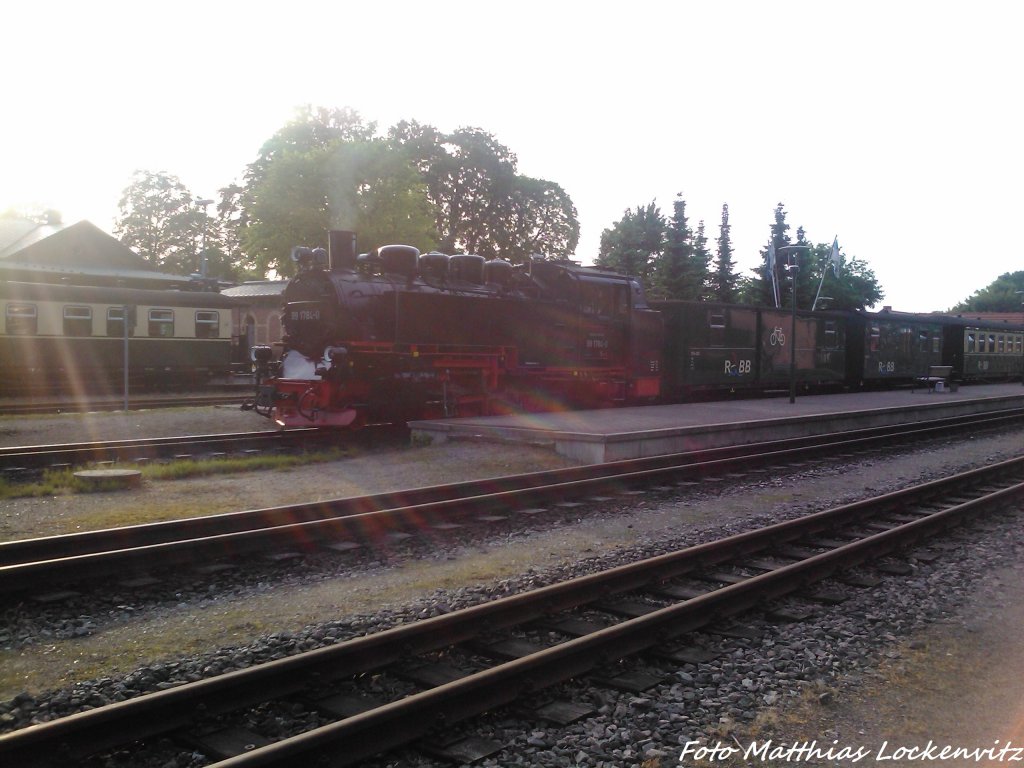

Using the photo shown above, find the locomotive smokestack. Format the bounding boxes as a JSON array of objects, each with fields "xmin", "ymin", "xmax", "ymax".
[{"xmin": 328, "ymin": 230, "xmax": 357, "ymax": 272}]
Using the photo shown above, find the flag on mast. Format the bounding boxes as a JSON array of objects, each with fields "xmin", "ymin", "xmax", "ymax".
[
  {"xmin": 767, "ymin": 242, "xmax": 780, "ymax": 308},
  {"xmin": 828, "ymin": 236, "xmax": 841, "ymax": 276},
  {"xmin": 812, "ymin": 236, "xmax": 840, "ymax": 311}
]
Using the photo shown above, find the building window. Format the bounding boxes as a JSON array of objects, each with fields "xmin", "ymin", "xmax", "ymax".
[
  {"xmin": 6, "ymin": 303, "xmax": 37, "ymax": 335},
  {"xmin": 148, "ymin": 308, "xmax": 174, "ymax": 338},
  {"xmin": 195, "ymin": 310, "xmax": 220, "ymax": 339},
  {"xmin": 63, "ymin": 305, "xmax": 92, "ymax": 336}
]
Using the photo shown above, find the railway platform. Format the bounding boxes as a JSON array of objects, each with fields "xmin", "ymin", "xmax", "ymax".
[{"xmin": 409, "ymin": 383, "xmax": 1024, "ymax": 463}]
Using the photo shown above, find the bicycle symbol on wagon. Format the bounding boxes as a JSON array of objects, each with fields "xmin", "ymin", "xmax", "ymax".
[{"xmin": 769, "ymin": 327, "xmax": 786, "ymax": 346}]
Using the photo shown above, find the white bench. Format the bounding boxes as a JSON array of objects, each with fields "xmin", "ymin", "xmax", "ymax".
[{"xmin": 913, "ymin": 365, "xmax": 955, "ymax": 393}]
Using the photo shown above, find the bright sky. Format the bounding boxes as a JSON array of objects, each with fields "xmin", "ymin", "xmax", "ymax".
[{"xmin": 3, "ymin": 1, "xmax": 1021, "ymax": 312}]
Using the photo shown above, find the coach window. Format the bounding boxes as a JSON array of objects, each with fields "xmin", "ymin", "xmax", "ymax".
[
  {"xmin": 5, "ymin": 303, "xmax": 37, "ymax": 335},
  {"xmin": 917, "ymin": 330, "xmax": 930, "ymax": 353},
  {"xmin": 195, "ymin": 310, "xmax": 220, "ymax": 339},
  {"xmin": 997, "ymin": 334, "xmax": 1005, "ymax": 354},
  {"xmin": 63, "ymin": 305, "xmax": 92, "ymax": 336},
  {"xmin": 966, "ymin": 332, "xmax": 975, "ymax": 353},
  {"xmin": 988, "ymin": 334, "xmax": 996, "ymax": 353},
  {"xmin": 107, "ymin": 307, "xmax": 134, "ymax": 337},
  {"xmin": 900, "ymin": 326, "xmax": 913, "ymax": 356},
  {"xmin": 869, "ymin": 325, "xmax": 880, "ymax": 352},
  {"xmin": 148, "ymin": 308, "xmax": 175, "ymax": 338},
  {"xmin": 709, "ymin": 311, "xmax": 726, "ymax": 347},
  {"xmin": 824, "ymin": 321, "xmax": 838, "ymax": 349}
]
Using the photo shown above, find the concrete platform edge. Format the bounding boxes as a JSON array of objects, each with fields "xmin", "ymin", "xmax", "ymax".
[{"xmin": 410, "ymin": 391, "xmax": 1024, "ymax": 464}]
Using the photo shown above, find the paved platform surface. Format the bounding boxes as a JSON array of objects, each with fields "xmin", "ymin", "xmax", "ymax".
[{"xmin": 409, "ymin": 383, "xmax": 1024, "ymax": 463}]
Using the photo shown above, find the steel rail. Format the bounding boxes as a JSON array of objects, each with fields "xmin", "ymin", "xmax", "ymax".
[
  {"xmin": 0, "ymin": 394, "xmax": 248, "ymax": 416},
  {"xmin": 1, "ymin": 457, "xmax": 1022, "ymax": 766},
  {"xmin": 0, "ymin": 430, "xmax": 317, "ymax": 470},
  {"xmin": 1, "ymin": 410, "xmax": 1022, "ymax": 594}
]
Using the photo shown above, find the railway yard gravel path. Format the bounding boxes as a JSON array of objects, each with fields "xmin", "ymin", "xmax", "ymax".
[{"xmin": 1, "ymin": 405, "xmax": 1023, "ymax": 767}]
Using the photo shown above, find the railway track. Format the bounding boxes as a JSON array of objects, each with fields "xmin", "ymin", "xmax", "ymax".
[
  {"xmin": 0, "ymin": 392, "xmax": 249, "ymax": 416},
  {"xmin": 0, "ymin": 428, "xmax": 327, "ymax": 472},
  {"xmin": 2, "ymin": 456, "xmax": 1022, "ymax": 767},
  {"xmin": 2, "ymin": 408, "xmax": 1023, "ymax": 596}
]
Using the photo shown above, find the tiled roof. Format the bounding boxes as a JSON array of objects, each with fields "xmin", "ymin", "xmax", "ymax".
[
  {"xmin": 0, "ymin": 219, "xmax": 65, "ymax": 259},
  {"xmin": 221, "ymin": 281, "xmax": 288, "ymax": 298}
]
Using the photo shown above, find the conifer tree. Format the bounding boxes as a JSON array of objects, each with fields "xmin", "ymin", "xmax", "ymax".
[
  {"xmin": 651, "ymin": 195, "xmax": 691, "ymax": 299},
  {"xmin": 692, "ymin": 219, "xmax": 711, "ymax": 299},
  {"xmin": 711, "ymin": 203, "xmax": 740, "ymax": 302}
]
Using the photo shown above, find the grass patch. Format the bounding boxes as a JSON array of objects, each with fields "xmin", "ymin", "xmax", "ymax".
[
  {"xmin": 141, "ymin": 448, "xmax": 353, "ymax": 481},
  {"xmin": 0, "ymin": 448, "xmax": 355, "ymax": 499},
  {"xmin": 0, "ymin": 467, "xmax": 102, "ymax": 499}
]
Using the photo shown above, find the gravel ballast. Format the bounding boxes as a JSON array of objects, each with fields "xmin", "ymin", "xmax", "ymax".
[{"xmin": 0, "ymin": 406, "xmax": 1022, "ymax": 767}]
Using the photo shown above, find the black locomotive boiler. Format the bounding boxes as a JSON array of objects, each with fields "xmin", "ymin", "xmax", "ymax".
[{"xmin": 248, "ymin": 231, "xmax": 663, "ymax": 428}]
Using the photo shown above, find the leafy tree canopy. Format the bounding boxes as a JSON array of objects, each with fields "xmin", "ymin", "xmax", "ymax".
[
  {"xmin": 950, "ymin": 271, "xmax": 1024, "ymax": 312},
  {"xmin": 220, "ymin": 107, "xmax": 579, "ymax": 275},
  {"xmin": 389, "ymin": 121, "xmax": 578, "ymax": 262},
  {"xmin": 115, "ymin": 170, "xmax": 241, "ymax": 280},
  {"xmin": 595, "ymin": 201, "xmax": 665, "ymax": 283}
]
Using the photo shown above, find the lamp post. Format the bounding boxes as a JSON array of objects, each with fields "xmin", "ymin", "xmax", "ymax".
[
  {"xmin": 1017, "ymin": 290, "xmax": 1024, "ymax": 386},
  {"xmin": 778, "ymin": 244, "xmax": 811, "ymax": 403},
  {"xmin": 196, "ymin": 198, "xmax": 214, "ymax": 278}
]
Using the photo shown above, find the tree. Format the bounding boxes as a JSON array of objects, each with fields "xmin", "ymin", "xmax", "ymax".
[
  {"xmin": 228, "ymin": 107, "xmax": 382, "ymax": 275},
  {"xmin": 241, "ymin": 150, "xmax": 331, "ymax": 277},
  {"xmin": 951, "ymin": 271, "xmax": 1024, "ymax": 312},
  {"xmin": 740, "ymin": 204, "xmax": 882, "ymax": 310},
  {"xmin": 244, "ymin": 105, "xmax": 377, "ymax": 188},
  {"xmin": 232, "ymin": 106, "xmax": 444, "ymax": 276},
  {"xmin": 390, "ymin": 121, "xmax": 578, "ymax": 262},
  {"xmin": 711, "ymin": 203, "xmax": 740, "ymax": 302},
  {"xmin": 233, "ymin": 110, "xmax": 579, "ymax": 275},
  {"xmin": 650, "ymin": 195, "xmax": 693, "ymax": 300},
  {"xmin": 692, "ymin": 219, "xmax": 711, "ymax": 299},
  {"xmin": 743, "ymin": 202, "xmax": 794, "ymax": 306},
  {"xmin": 492, "ymin": 176, "xmax": 579, "ymax": 263},
  {"xmin": 325, "ymin": 140, "xmax": 438, "ymax": 255},
  {"xmin": 114, "ymin": 170, "xmax": 208, "ymax": 275},
  {"xmin": 595, "ymin": 201, "xmax": 664, "ymax": 281},
  {"xmin": 803, "ymin": 240, "xmax": 883, "ymax": 311},
  {"xmin": 390, "ymin": 122, "xmax": 517, "ymax": 255}
]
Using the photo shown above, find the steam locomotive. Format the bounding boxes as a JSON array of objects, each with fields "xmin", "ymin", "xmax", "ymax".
[
  {"xmin": 246, "ymin": 230, "xmax": 1024, "ymax": 428},
  {"xmin": 246, "ymin": 231, "xmax": 662, "ymax": 428}
]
